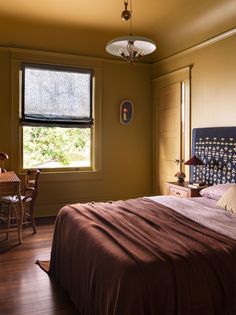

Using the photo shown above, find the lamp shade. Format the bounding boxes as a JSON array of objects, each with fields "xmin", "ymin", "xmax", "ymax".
[
  {"xmin": 106, "ymin": 36, "xmax": 156, "ymax": 60},
  {"xmin": 184, "ymin": 155, "xmax": 204, "ymax": 166}
]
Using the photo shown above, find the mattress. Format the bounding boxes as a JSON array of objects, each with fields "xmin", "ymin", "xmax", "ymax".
[
  {"xmin": 148, "ymin": 195, "xmax": 236, "ymax": 240},
  {"xmin": 48, "ymin": 196, "xmax": 236, "ymax": 315}
]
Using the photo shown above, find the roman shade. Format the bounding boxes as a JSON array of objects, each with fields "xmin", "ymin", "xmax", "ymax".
[{"xmin": 21, "ymin": 63, "xmax": 94, "ymax": 128}]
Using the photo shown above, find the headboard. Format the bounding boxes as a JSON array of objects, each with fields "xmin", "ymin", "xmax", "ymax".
[{"xmin": 191, "ymin": 127, "xmax": 236, "ymax": 185}]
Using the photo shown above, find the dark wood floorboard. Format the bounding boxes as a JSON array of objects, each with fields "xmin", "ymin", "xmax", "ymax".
[{"xmin": 0, "ymin": 219, "xmax": 79, "ymax": 315}]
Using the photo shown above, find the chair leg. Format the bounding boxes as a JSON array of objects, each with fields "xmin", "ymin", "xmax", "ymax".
[
  {"xmin": 6, "ymin": 204, "xmax": 12, "ymax": 240},
  {"xmin": 18, "ymin": 225, "xmax": 22, "ymax": 244},
  {"xmin": 29, "ymin": 201, "xmax": 37, "ymax": 234},
  {"xmin": 31, "ymin": 214, "xmax": 37, "ymax": 234},
  {"xmin": 13, "ymin": 205, "xmax": 22, "ymax": 244}
]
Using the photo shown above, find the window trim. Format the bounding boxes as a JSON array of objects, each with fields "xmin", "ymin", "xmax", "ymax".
[{"xmin": 10, "ymin": 52, "xmax": 102, "ymax": 175}]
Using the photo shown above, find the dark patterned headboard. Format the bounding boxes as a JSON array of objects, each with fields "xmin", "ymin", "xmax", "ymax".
[{"xmin": 191, "ymin": 127, "xmax": 236, "ymax": 185}]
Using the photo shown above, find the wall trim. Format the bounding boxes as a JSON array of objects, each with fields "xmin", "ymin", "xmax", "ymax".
[
  {"xmin": 152, "ymin": 65, "xmax": 192, "ymax": 82},
  {"xmin": 36, "ymin": 192, "xmax": 146, "ymax": 217},
  {"xmin": 0, "ymin": 46, "xmax": 151, "ymax": 68},
  {"xmin": 155, "ymin": 27, "xmax": 236, "ymax": 65},
  {"xmin": 8, "ymin": 46, "xmax": 103, "ymax": 67},
  {"xmin": 1, "ymin": 28, "xmax": 235, "ymax": 66}
]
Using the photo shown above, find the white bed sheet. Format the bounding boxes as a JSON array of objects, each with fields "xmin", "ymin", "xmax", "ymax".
[{"xmin": 146, "ymin": 195, "xmax": 236, "ymax": 240}]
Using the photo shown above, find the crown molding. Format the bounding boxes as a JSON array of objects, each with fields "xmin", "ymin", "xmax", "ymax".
[
  {"xmin": 155, "ymin": 28, "xmax": 236, "ymax": 65},
  {"xmin": 0, "ymin": 46, "xmax": 151, "ymax": 68}
]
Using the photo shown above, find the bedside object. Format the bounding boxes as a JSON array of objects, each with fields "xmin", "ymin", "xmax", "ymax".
[
  {"xmin": 166, "ymin": 181, "xmax": 207, "ymax": 198},
  {"xmin": 174, "ymin": 171, "xmax": 186, "ymax": 183},
  {"xmin": 184, "ymin": 154, "xmax": 205, "ymax": 184}
]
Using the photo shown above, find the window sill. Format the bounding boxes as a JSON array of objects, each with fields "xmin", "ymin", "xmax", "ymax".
[{"xmin": 19, "ymin": 169, "xmax": 102, "ymax": 183}]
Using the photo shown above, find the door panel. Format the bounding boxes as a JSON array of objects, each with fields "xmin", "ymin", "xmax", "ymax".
[{"xmin": 158, "ymin": 82, "xmax": 181, "ymax": 195}]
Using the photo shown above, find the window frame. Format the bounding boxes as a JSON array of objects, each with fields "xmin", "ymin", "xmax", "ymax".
[
  {"xmin": 11, "ymin": 59, "xmax": 101, "ymax": 174},
  {"xmin": 21, "ymin": 126, "xmax": 93, "ymax": 172},
  {"xmin": 20, "ymin": 63, "xmax": 95, "ymax": 172}
]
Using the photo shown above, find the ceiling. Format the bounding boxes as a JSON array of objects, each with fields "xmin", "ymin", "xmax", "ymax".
[{"xmin": 0, "ymin": 0, "xmax": 235, "ymax": 63}]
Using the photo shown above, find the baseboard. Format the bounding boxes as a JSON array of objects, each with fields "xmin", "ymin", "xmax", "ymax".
[{"xmin": 35, "ymin": 216, "xmax": 56, "ymax": 225}]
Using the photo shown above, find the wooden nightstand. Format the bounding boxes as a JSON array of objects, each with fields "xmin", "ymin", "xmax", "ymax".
[{"xmin": 166, "ymin": 181, "xmax": 207, "ymax": 198}]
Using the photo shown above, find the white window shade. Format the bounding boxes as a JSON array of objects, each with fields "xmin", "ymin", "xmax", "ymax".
[{"xmin": 21, "ymin": 64, "xmax": 94, "ymax": 127}]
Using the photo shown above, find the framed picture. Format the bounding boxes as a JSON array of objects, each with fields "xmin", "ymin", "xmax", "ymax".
[{"xmin": 120, "ymin": 100, "xmax": 133, "ymax": 125}]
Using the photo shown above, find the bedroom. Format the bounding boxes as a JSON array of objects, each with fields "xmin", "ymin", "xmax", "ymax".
[{"xmin": 0, "ymin": 0, "xmax": 236, "ymax": 314}]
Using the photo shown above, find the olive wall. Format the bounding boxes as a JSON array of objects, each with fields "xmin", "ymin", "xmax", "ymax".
[
  {"xmin": 152, "ymin": 33, "xmax": 236, "ymax": 128},
  {"xmin": 0, "ymin": 49, "xmax": 153, "ymax": 216},
  {"xmin": 1, "ymin": 31, "xmax": 235, "ymax": 217}
]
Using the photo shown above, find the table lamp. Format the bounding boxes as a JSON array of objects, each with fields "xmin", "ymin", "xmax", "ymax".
[{"xmin": 184, "ymin": 155, "xmax": 205, "ymax": 185}]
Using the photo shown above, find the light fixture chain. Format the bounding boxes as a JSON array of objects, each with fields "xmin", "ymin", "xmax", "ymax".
[
  {"xmin": 106, "ymin": 0, "xmax": 156, "ymax": 62},
  {"xmin": 130, "ymin": 0, "xmax": 133, "ymax": 36}
]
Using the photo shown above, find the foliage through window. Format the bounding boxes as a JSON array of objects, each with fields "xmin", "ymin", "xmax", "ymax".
[{"xmin": 21, "ymin": 64, "xmax": 94, "ymax": 170}]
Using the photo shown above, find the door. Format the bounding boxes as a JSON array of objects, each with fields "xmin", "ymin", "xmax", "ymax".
[
  {"xmin": 158, "ymin": 82, "xmax": 182, "ymax": 194},
  {"xmin": 153, "ymin": 67, "xmax": 191, "ymax": 195}
]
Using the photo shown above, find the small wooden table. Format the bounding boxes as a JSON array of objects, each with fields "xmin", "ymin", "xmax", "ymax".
[
  {"xmin": 0, "ymin": 171, "xmax": 23, "ymax": 244},
  {"xmin": 166, "ymin": 181, "xmax": 207, "ymax": 198}
]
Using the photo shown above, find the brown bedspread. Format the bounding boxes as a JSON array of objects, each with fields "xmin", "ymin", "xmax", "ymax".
[{"xmin": 49, "ymin": 198, "xmax": 236, "ymax": 315}]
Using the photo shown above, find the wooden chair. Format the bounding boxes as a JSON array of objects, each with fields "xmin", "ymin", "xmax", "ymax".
[
  {"xmin": 0, "ymin": 152, "xmax": 9, "ymax": 173},
  {"xmin": 2, "ymin": 169, "xmax": 40, "ymax": 234},
  {"xmin": 0, "ymin": 171, "xmax": 23, "ymax": 244},
  {"xmin": 22, "ymin": 169, "xmax": 40, "ymax": 233}
]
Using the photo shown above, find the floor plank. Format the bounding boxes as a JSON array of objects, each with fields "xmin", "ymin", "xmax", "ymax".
[{"xmin": 0, "ymin": 220, "xmax": 78, "ymax": 315}]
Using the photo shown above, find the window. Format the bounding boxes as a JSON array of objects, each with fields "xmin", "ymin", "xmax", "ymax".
[{"xmin": 21, "ymin": 64, "xmax": 94, "ymax": 170}]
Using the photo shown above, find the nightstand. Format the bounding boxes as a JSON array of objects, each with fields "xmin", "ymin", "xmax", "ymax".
[{"xmin": 166, "ymin": 181, "xmax": 207, "ymax": 198}]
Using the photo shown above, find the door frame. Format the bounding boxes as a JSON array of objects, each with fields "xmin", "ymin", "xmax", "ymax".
[{"xmin": 152, "ymin": 65, "xmax": 192, "ymax": 194}]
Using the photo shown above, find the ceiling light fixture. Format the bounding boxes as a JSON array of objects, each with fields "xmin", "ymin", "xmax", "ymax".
[{"xmin": 106, "ymin": 0, "xmax": 156, "ymax": 62}]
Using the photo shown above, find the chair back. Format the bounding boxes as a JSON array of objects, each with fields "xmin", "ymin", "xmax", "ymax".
[
  {"xmin": 25, "ymin": 169, "xmax": 40, "ymax": 192},
  {"xmin": 0, "ymin": 152, "xmax": 9, "ymax": 173},
  {"xmin": 20, "ymin": 169, "xmax": 40, "ymax": 234}
]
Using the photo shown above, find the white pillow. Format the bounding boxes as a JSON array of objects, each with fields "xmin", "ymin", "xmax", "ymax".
[
  {"xmin": 200, "ymin": 184, "xmax": 236, "ymax": 201},
  {"xmin": 216, "ymin": 186, "xmax": 236, "ymax": 214}
]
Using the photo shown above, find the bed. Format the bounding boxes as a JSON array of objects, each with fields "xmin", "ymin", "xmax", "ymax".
[{"xmin": 45, "ymin": 127, "xmax": 236, "ymax": 315}]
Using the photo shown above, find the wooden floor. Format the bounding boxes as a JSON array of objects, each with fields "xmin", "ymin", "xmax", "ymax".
[{"xmin": 0, "ymin": 219, "xmax": 79, "ymax": 315}]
